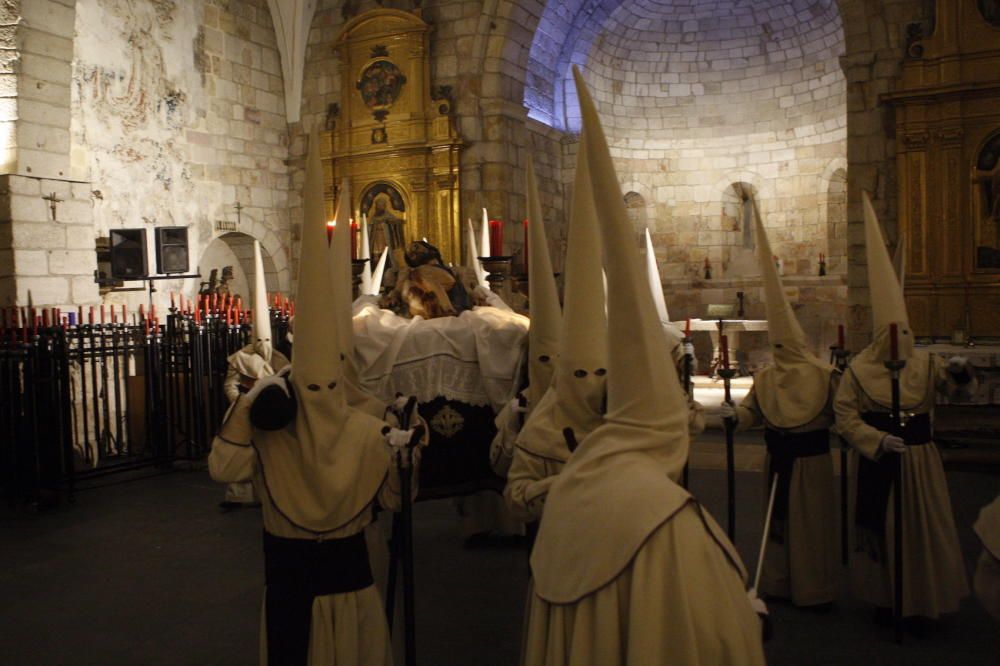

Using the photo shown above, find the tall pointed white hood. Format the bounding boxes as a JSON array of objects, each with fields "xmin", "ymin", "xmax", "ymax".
[
  {"xmin": 515, "ymin": 130, "xmax": 607, "ymax": 463},
  {"xmin": 850, "ymin": 191, "xmax": 927, "ymax": 408},
  {"xmin": 525, "ymin": 156, "xmax": 561, "ymax": 407},
  {"xmin": 751, "ymin": 202, "xmax": 832, "ymax": 428},
  {"xmin": 331, "ymin": 178, "xmax": 386, "ymax": 418},
  {"xmin": 252, "ymin": 127, "xmax": 389, "ymax": 534},
  {"xmin": 532, "ymin": 67, "xmax": 695, "ymax": 604},
  {"xmin": 644, "ymin": 228, "xmax": 684, "ymax": 350},
  {"xmin": 252, "ymin": 240, "xmax": 273, "ymax": 362}
]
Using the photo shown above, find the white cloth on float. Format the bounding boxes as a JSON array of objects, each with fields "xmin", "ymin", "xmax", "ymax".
[{"xmin": 351, "ymin": 297, "xmax": 529, "ymax": 411}]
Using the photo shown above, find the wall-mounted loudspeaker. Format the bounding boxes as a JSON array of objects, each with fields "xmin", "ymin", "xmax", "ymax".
[
  {"xmin": 155, "ymin": 226, "xmax": 189, "ymax": 274},
  {"xmin": 109, "ymin": 228, "xmax": 148, "ymax": 279}
]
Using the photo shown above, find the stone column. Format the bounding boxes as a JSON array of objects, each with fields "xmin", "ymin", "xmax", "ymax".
[{"xmin": 0, "ymin": 0, "xmax": 97, "ymax": 309}]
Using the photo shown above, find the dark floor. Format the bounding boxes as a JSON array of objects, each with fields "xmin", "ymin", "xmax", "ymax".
[{"xmin": 1, "ymin": 441, "xmax": 997, "ymax": 666}]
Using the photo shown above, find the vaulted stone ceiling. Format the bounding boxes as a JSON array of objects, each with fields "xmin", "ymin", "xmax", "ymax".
[{"xmin": 525, "ymin": 0, "xmax": 844, "ymax": 136}]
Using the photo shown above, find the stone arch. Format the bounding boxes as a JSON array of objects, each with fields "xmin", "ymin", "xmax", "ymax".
[
  {"xmin": 195, "ymin": 231, "xmax": 286, "ymax": 305},
  {"xmin": 819, "ymin": 158, "xmax": 849, "ymax": 274}
]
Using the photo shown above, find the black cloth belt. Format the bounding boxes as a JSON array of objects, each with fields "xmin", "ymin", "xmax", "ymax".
[
  {"xmin": 854, "ymin": 412, "xmax": 932, "ymax": 562},
  {"xmin": 263, "ymin": 530, "xmax": 373, "ymax": 666},
  {"xmin": 764, "ymin": 428, "xmax": 830, "ymax": 544}
]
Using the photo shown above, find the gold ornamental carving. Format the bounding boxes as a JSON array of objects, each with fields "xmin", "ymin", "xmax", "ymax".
[
  {"xmin": 323, "ymin": 9, "xmax": 463, "ymax": 266},
  {"xmin": 881, "ymin": 1, "xmax": 1000, "ymax": 337}
]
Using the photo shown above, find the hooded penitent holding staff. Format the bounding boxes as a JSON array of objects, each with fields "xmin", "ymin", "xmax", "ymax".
[
  {"xmin": 220, "ymin": 240, "xmax": 291, "ymax": 508},
  {"xmin": 489, "ymin": 156, "xmax": 562, "ymax": 478},
  {"xmin": 519, "ymin": 68, "xmax": 765, "ymax": 666},
  {"xmin": 833, "ymin": 191, "xmax": 974, "ymax": 628},
  {"xmin": 644, "ymin": 227, "xmax": 707, "ymax": 437},
  {"xmin": 503, "ymin": 145, "xmax": 607, "ymax": 523},
  {"xmin": 718, "ymin": 205, "xmax": 839, "ymax": 609},
  {"xmin": 208, "ymin": 127, "xmax": 424, "ymax": 666}
]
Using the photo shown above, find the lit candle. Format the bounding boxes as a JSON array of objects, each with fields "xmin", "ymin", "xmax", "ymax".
[
  {"xmin": 327, "ymin": 219, "xmax": 335, "ymax": 244},
  {"xmin": 685, "ymin": 318, "xmax": 691, "ymax": 338},
  {"xmin": 720, "ymin": 334, "xmax": 730, "ymax": 369},
  {"xmin": 889, "ymin": 322, "xmax": 899, "ymax": 361},
  {"xmin": 838, "ymin": 324, "xmax": 845, "ymax": 350},
  {"xmin": 170, "ymin": 292, "xmax": 176, "ymax": 309},
  {"xmin": 489, "ymin": 219, "xmax": 504, "ymax": 256}
]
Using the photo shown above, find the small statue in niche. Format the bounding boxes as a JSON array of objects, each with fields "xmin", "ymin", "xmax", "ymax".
[{"xmin": 368, "ymin": 194, "xmax": 407, "ymax": 266}]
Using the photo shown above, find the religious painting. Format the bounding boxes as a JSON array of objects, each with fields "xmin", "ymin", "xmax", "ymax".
[
  {"xmin": 974, "ymin": 132, "xmax": 1000, "ymax": 270},
  {"xmin": 357, "ymin": 59, "xmax": 407, "ymax": 121},
  {"xmin": 978, "ymin": 0, "xmax": 1000, "ymax": 27},
  {"xmin": 361, "ymin": 182, "xmax": 408, "ymax": 260}
]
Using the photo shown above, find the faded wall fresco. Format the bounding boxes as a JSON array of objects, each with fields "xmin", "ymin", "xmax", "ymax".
[{"xmin": 70, "ymin": 0, "xmax": 291, "ymax": 303}]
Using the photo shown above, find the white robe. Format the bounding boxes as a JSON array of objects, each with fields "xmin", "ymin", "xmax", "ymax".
[{"xmin": 209, "ymin": 399, "xmax": 406, "ymax": 665}]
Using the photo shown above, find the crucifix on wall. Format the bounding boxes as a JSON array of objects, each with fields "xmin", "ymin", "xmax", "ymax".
[{"xmin": 42, "ymin": 192, "xmax": 64, "ymax": 221}]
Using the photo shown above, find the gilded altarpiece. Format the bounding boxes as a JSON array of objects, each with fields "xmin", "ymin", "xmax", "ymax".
[
  {"xmin": 884, "ymin": 2, "xmax": 1000, "ymax": 337},
  {"xmin": 322, "ymin": 10, "xmax": 462, "ymax": 263}
]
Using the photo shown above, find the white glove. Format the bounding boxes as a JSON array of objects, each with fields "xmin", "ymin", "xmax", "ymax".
[
  {"xmin": 683, "ymin": 341, "xmax": 695, "ymax": 358},
  {"xmin": 718, "ymin": 401, "xmax": 737, "ymax": 423},
  {"xmin": 880, "ymin": 434, "xmax": 907, "ymax": 454},
  {"xmin": 245, "ymin": 370, "xmax": 290, "ymax": 402},
  {"xmin": 384, "ymin": 427, "xmax": 420, "ymax": 467},
  {"xmin": 509, "ymin": 395, "xmax": 528, "ymax": 414},
  {"xmin": 747, "ymin": 588, "xmax": 769, "ymax": 617}
]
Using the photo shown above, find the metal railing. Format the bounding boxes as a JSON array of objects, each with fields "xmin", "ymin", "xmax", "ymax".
[{"xmin": 1, "ymin": 302, "xmax": 292, "ymax": 505}]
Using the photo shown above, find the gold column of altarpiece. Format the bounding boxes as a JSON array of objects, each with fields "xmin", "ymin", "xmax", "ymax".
[
  {"xmin": 882, "ymin": 1, "xmax": 1000, "ymax": 337},
  {"xmin": 322, "ymin": 9, "xmax": 463, "ymax": 265}
]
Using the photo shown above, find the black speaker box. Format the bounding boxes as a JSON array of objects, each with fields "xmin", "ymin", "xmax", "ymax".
[
  {"xmin": 109, "ymin": 228, "xmax": 148, "ymax": 279},
  {"xmin": 155, "ymin": 226, "xmax": 189, "ymax": 274}
]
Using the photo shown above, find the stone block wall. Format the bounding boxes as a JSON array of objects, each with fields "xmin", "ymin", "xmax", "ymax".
[{"xmin": 67, "ymin": 0, "xmax": 291, "ymax": 311}]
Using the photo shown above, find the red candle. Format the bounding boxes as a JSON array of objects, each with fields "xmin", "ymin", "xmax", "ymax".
[
  {"xmin": 326, "ymin": 220, "xmax": 335, "ymax": 244},
  {"xmin": 837, "ymin": 324, "xmax": 845, "ymax": 349},
  {"xmin": 151, "ymin": 305, "xmax": 157, "ymax": 322},
  {"xmin": 111, "ymin": 306, "xmax": 117, "ymax": 324},
  {"xmin": 194, "ymin": 307, "xmax": 201, "ymax": 324},
  {"xmin": 88, "ymin": 306, "xmax": 94, "ymax": 325},
  {"xmin": 289, "ymin": 301, "xmax": 295, "ymax": 316},
  {"xmin": 489, "ymin": 219, "xmax": 504, "ymax": 256},
  {"xmin": 350, "ymin": 221, "xmax": 359, "ymax": 259},
  {"xmin": 139, "ymin": 304, "xmax": 145, "ymax": 321},
  {"xmin": 273, "ymin": 294, "xmax": 280, "ymax": 308},
  {"xmin": 121, "ymin": 304, "xmax": 127, "ymax": 324},
  {"xmin": 889, "ymin": 322, "xmax": 899, "ymax": 361},
  {"xmin": 144, "ymin": 316, "xmax": 150, "ymax": 336},
  {"xmin": 170, "ymin": 292, "xmax": 176, "ymax": 309},
  {"xmin": 720, "ymin": 334, "xmax": 730, "ymax": 369},
  {"xmin": 685, "ymin": 317, "xmax": 691, "ymax": 338},
  {"xmin": 42, "ymin": 309, "xmax": 50, "ymax": 328},
  {"xmin": 100, "ymin": 305, "xmax": 105, "ymax": 324}
]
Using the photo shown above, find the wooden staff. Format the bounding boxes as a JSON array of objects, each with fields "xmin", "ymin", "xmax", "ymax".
[
  {"xmin": 885, "ymin": 323, "xmax": 907, "ymax": 644},
  {"xmin": 829, "ymin": 323, "xmax": 851, "ymax": 566}
]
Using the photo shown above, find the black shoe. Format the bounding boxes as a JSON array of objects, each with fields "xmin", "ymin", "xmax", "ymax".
[
  {"xmin": 873, "ymin": 606, "xmax": 893, "ymax": 627},
  {"xmin": 218, "ymin": 501, "xmax": 245, "ymax": 511}
]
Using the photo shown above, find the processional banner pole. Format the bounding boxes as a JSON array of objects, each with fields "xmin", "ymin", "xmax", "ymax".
[{"xmin": 830, "ymin": 324, "xmax": 851, "ymax": 566}]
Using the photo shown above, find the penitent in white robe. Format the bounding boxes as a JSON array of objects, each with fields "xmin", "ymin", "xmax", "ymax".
[
  {"xmin": 834, "ymin": 354, "xmax": 970, "ymax": 618},
  {"xmin": 210, "ymin": 398, "xmax": 405, "ymax": 666},
  {"xmin": 522, "ymin": 501, "xmax": 765, "ymax": 666}
]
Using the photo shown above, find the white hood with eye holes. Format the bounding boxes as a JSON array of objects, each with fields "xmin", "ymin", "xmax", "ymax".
[
  {"xmin": 751, "ymin": 199, "xmax": 833, "ymax": 428},
  {"xmin": 252, "ymin": 127, "xmax": 390, "ymax": 535},
  {"xmin": 848, "ymin": 191, "xmax": 930, "ymax": 410}
]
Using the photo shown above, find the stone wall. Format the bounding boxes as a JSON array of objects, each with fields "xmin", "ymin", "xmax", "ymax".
[
  {"xmin": 67, "ymin": 0, "xmax": 291, "ymax": 311},
  {"xmin": 0, "ymin": 0, "xmax": 97, "ymax": 309}
]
